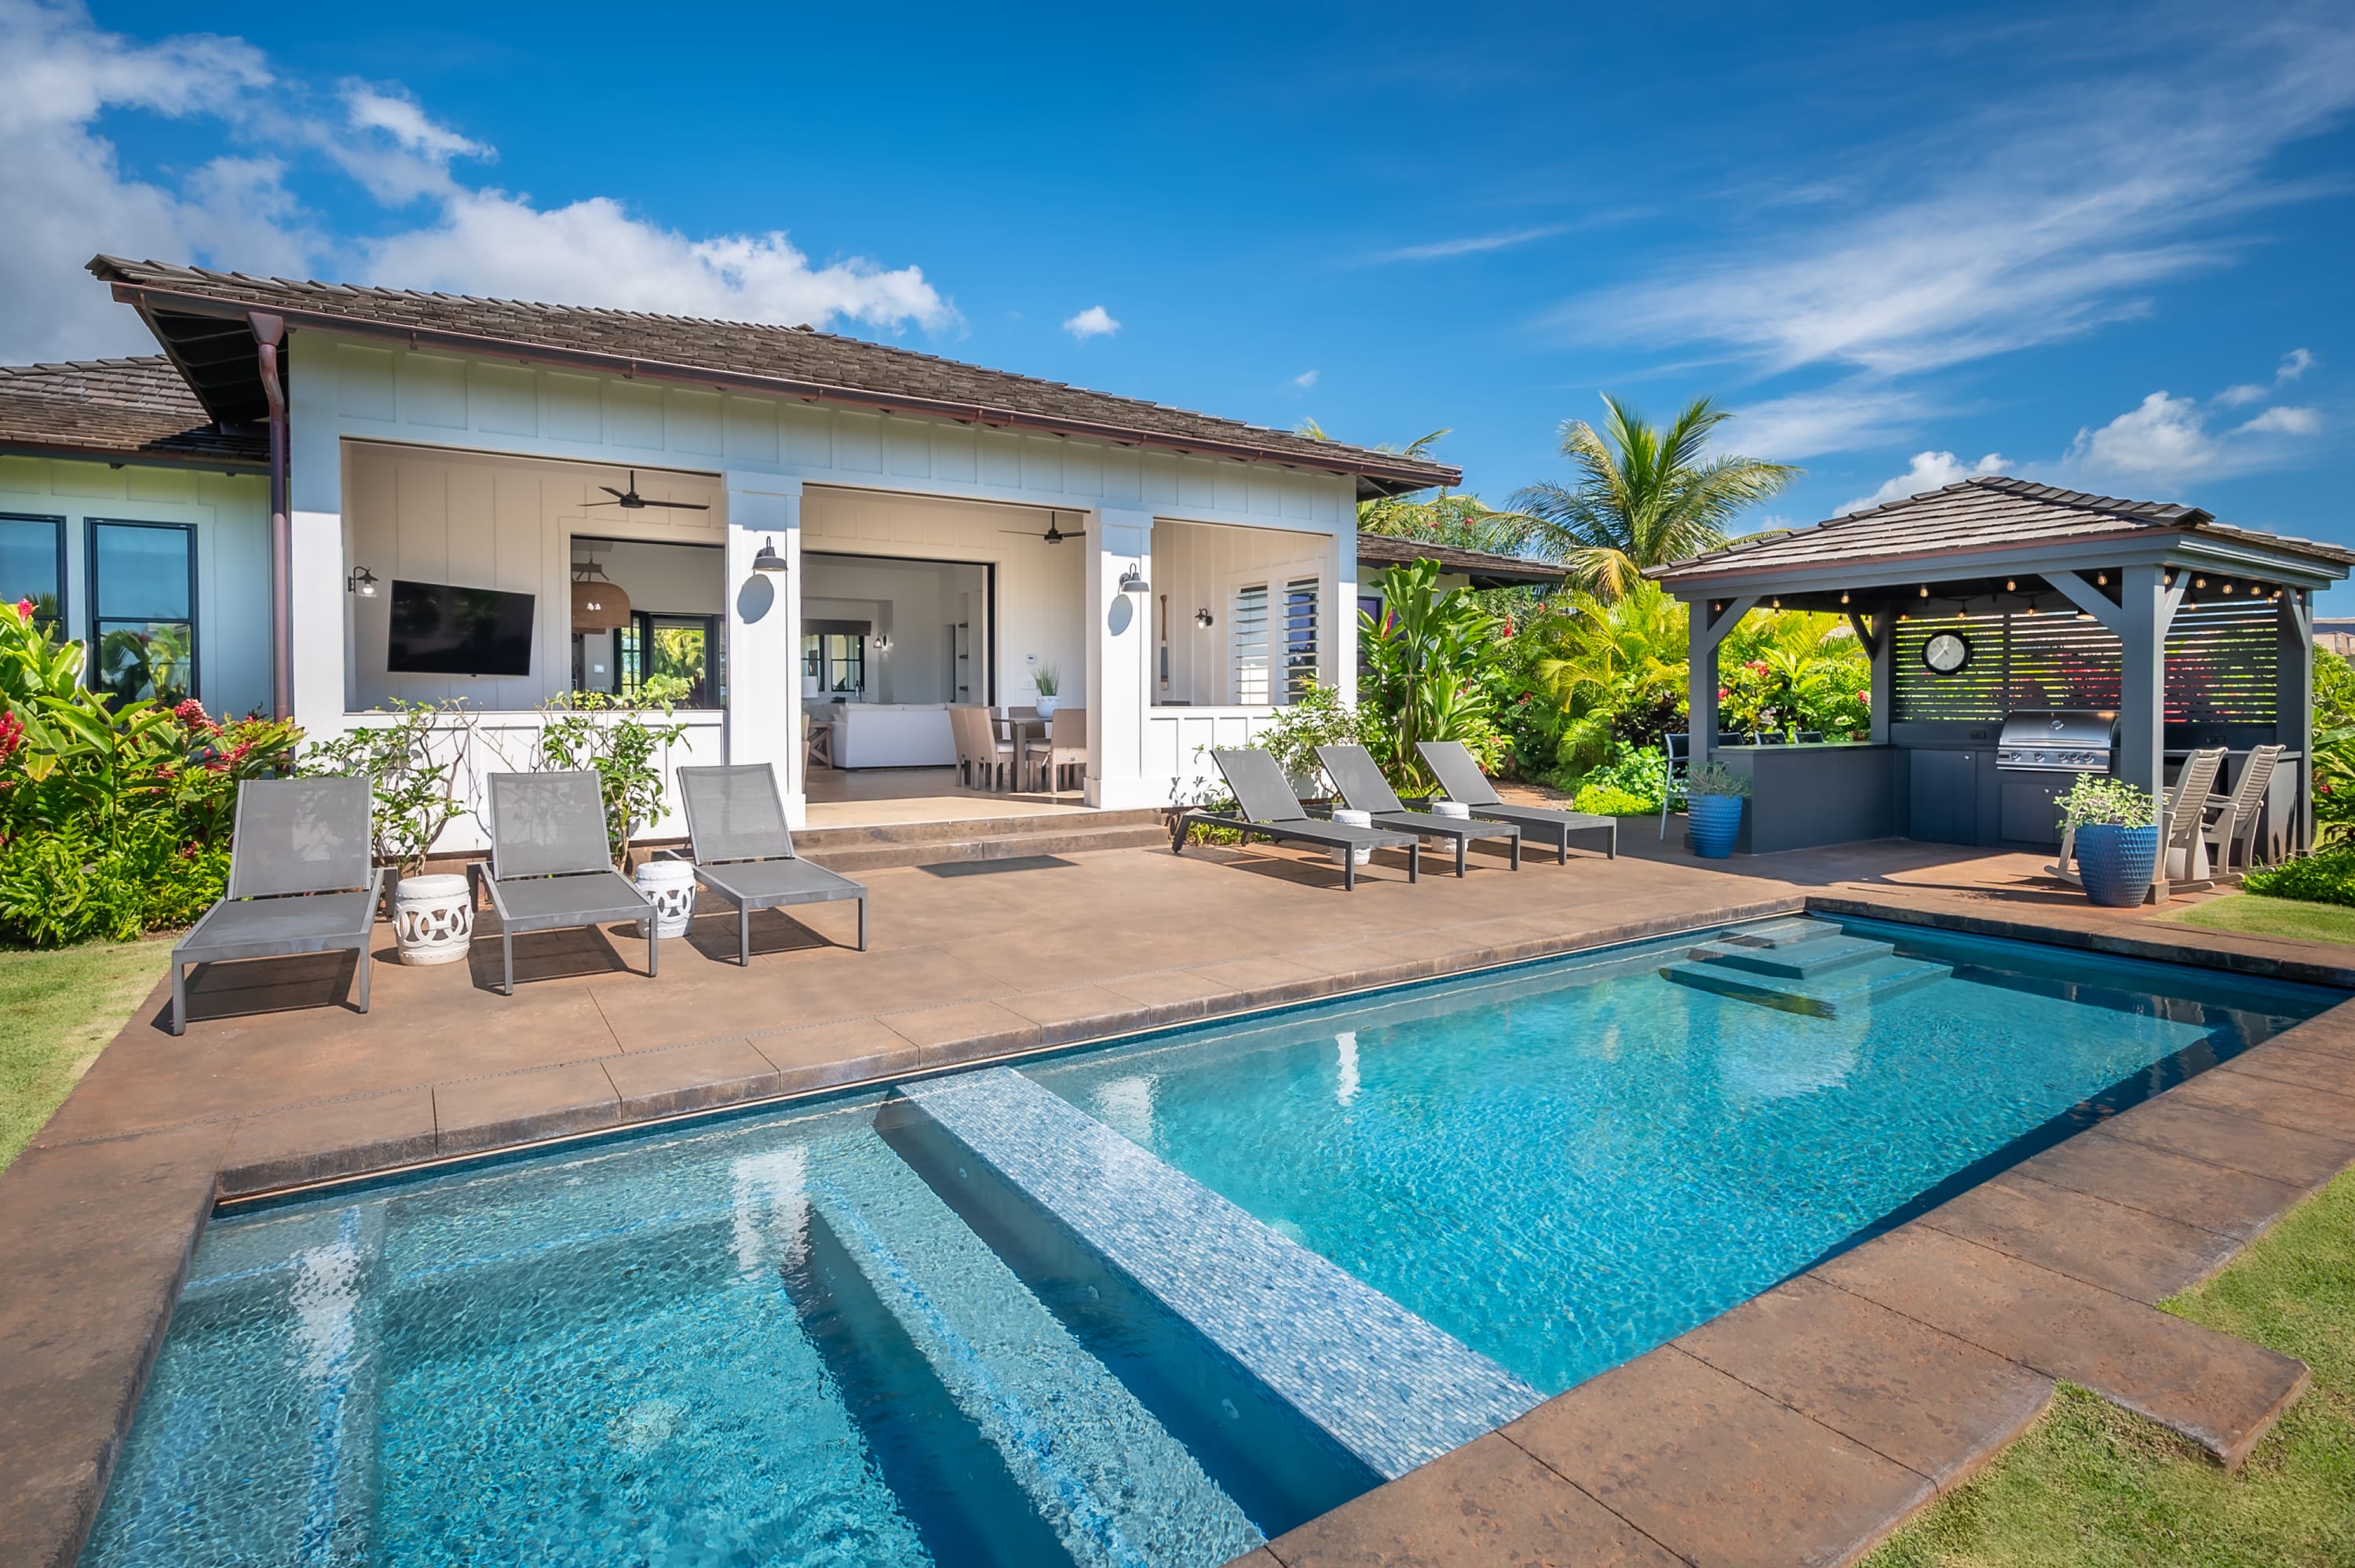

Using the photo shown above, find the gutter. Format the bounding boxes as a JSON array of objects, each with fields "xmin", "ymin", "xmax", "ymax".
[
  {"xmin": 250, "ymin": 312, "xmax": 291, "ymax": 722},
  {"xmin": 109, "ymin": 283, "xmax": 1459, "ymax": 495},
  {"xmin": 0, "ymin": 438, "xmax": 265, "ymax": 474}
]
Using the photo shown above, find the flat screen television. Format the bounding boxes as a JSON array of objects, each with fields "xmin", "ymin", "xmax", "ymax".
[{"xmin": 385, "ymin": 580, "xmax": 535, "ymax": 676}]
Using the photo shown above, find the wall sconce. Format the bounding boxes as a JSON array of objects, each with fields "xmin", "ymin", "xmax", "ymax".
[
  {"xmin": 346, "ymin": 566, "xmax": 379, "ymax": 597},
  {"xmin": 1193, "ymin": 607, "xmax": 1214, "ymax": 629},
  {"xmin": 1118, "ymin": 561, "xmax": 1149, "ymax": 594},
  {"xmin": 752, "ymin": 537, "xmax": 788, "ymax": 573},
  {"xmin": 873, "ymin": 633, "xmax": 892, "ymax": 655}
]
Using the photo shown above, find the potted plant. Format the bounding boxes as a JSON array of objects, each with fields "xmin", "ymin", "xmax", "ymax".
[
  {"xmin": 1686, "ymin": 759, "xmax": 1749, "ymax": 858},
  {"xmin": 1033, "ymin": 663, "xmax": 1061, "ymax": 718},
  {"xmin": 2059, "ymin": 775, "xmax": 2160, "ymax": 907}
]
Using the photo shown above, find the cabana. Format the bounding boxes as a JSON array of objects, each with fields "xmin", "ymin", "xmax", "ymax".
[{"xmin": 1648, "ymin": 477, "xmax": 2352, "ymax": 857}]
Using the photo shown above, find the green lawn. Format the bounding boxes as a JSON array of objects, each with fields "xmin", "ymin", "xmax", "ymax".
[
  {"xmin": 2168, "ymin": 893, "xmax": 2355, "ymax": 948},
  {"xmin": 1864, "ymin": 1167, "xmax": 2355, "ymax": 1567},
  {"xmin": 0, "ymin": 939, "xmax": 168, "ymax": 1170}
]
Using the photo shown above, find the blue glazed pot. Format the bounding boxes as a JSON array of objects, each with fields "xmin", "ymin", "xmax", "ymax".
[
  {"xmin": 1689, "ymin": 793, "xmax": 1744, "ymax": 858},
  {"xmin": 2076, "ymin": 822, "xmax": 2160, "ymax": 907}
]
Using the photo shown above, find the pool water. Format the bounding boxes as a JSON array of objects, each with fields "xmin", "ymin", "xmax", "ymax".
[{"xmin": 83, "ymin": 917, "xmax": 2339, "ymax": 1567}]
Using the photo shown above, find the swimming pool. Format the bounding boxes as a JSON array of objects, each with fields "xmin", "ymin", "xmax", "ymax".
[{"xmin": 82, "ymin": 915, "xmax": 2340, "ymax": 1567}]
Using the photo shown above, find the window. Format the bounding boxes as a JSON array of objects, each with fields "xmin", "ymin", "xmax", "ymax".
[
  {"xmin": 623, "ymin": 612, "xmax": 723, "ymax": 708},
  {"xmin": 89, "ymin": 521, "xmax": 196, "ymax": 705},
  {"xmin": 0, "ymin": 514, "xmax": 64, "ymax": 632},
  {"xmin": 1283, "ymin": 577, "xmax": 1320, "ymax": 702},
  {"xmin": 1232, "ymin": 583, "xmax": 1270, "ymax": 704}
]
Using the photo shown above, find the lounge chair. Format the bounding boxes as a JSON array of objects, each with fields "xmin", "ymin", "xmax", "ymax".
[
  {"xmin": 169, "ymin": 775, "xmax": 383, "ymax": 1036},
  {"xmin": 475, "ymin": 771, "xmax": 657, "ymax": 995},
  {"xmin": 1415, "ymin": 740, "xmax": 1619, "ymax": 864},
  {"xmin": 1316, "ymin": 743, "xmax": 1521, "ymax": 877},
  {"xmin": 2201, "ymin": 745, "xmax": 2284, "ymax": 881},
  {"xmin": 1174, "ymin": 748, "xmax": 1419, "ymax": 891},
  {"xmin": 678, "ymin": 763, "xmax": 868, "ymax": 961}
]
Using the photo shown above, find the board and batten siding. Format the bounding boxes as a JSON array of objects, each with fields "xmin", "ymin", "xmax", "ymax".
[{"xmin": 0, "ymin": 454, "xmax": 271, "ymax": 717}]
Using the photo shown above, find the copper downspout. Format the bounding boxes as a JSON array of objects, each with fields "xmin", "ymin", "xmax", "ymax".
[{"xmin": 250, "ymin": 312, "xmax": 291, "ymax": 720}]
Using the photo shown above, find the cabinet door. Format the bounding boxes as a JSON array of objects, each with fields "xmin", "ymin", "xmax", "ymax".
[{"xmin": 1908, "ymin": 750, "xmax": 1977, "ymax": 844}]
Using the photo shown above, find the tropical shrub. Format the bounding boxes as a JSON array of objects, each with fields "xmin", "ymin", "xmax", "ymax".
[
  {"xmin": 1360, "ymin": 561, "xmax": 1506, "ymax": 787},
  {"xmin": 302, "ymin": 701, "xmax": 479, "ymax": 876},
  {"xmin": 536, "ymin": 691, "xmax": 690, "ymax": 869},
  {"xmin": 0, "ymin": 600, "xmax": 297, "ymax": 946},
  {"xmin": 1251, "ymin": 683, "xmax": 1385, "ymax": 792},
  {"xmin": 2243, "ymin": 844, "xmax": 2355, "ymax": 907},
  {"xmin": 1574, "ymin": 749, "xmax": 1677, "ymax": 811},
  {"xmin": 1572, "ymin": 782, "xmax": 1656, "ymax": 817},
  {"xmin": 2311, "ymin": 651, "xmax": 2355, "ymax": 845}
]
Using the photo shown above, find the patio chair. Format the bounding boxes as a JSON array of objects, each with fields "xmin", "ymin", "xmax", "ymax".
[
  {"xmin": 679, "ymin": 764, "xmax": 867, "ymax": 961},
  {"xmin": 2200, "ymin": 745, "xmax": 2284, "ymax": 881},
  {"xmin": 1415, "ymin": 740, "xmax": 1619, "ymax": 865},
  {"xmin": 1174, "ymin": 748, "xmax": 1419, "ymax": 891},
  {"xmin": 1316, "ymin": 743, "xmax": 1521, "ymax": 877},
  {"xmin": 169, "ymin": 775, "xmax": 383, "ymax": 1036},
  {"xmin": 2046, "ymin": 748, "xmax": 2224, "ymax": 901},
  {"xmin": 951, "ymin": 705, "xmax": 1017, "ymax": 791},
  {"xmin": 1027, "ymin": 706, "xmax": 1087, "ymax": 794},
  {"xmin": 1660, "ymin": 733, "xmax": 1692, "ymax": 840},
  {"xmin": 475, "ymin": 771, "xmax": 656, "ymax": 995}
]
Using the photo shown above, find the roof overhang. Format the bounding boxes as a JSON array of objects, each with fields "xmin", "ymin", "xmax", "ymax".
[
  {"xmin": 0, "ymin": 434, "xmax": 265, "ymax": 474},
  {"xmin": 108, "ymin": 279, "xmax": 1457, "ymax": 500}
]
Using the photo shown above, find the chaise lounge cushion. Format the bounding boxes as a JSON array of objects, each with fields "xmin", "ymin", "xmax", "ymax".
[{"xmin": 489, "ymin": 870, "xmax": 649, "ymax": 925}]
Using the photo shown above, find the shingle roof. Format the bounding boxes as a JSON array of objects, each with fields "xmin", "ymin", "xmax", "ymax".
[
  {"xmin": 88, "ymin": 257, "xmax": 1458, "ymax": 496},
  {"xmin": 0, "ymin": 356, "xmax": 265, "ymax": 470},
  {"xmin": 1356, "ymin": 532, "xmax": 1565, "ymax": 587},
  {"xmin": 1651, "ymin": 475, "xmax": 2355, "ymax": 583}
]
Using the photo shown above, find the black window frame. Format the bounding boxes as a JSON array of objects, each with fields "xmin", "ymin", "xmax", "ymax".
[
  {"xmin": 87, "ymin": 518, "xmax": 199, "ymax": 705},
  {"xmin": 0, "ymin": 511, "xmax": 68, "ymax": 632}
]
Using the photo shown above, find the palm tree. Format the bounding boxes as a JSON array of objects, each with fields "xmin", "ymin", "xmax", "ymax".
[
  {"xmin": 1512, "ymin": 396, "xmax": 1798, "ymax": 600},
  {"xmin": 1299, "ymin": 421, "xmax": 1554, "ymax": 562}
]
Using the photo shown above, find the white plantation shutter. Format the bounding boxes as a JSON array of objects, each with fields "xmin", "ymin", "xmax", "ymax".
[{"xmin": 1232, "ymin": 583, "xmax": 1270, "ymax": 704}]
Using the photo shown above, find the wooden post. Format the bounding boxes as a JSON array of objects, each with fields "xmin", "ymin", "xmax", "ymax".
[
  {"xmin": 1686, "ymin": 596, "xmax": 1757, "ymax": 766},
  {"xmin": 1849, "ymin": 609, "xmax": 1890, "ymax": 743}
]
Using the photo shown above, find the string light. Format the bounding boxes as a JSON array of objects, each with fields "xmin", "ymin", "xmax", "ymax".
[
  {"xmin": 2006, "ymin": 579, "xmax": 2017, "ymax": 592},
  {"xmin": 2222, "ymin": 582, "xmax": 2234, "ymax": 594},
  {"xmin": 2196, "ymin": 577, "xmax": 2207, "ymax": 589},
  {"xmin": 1840, "ymin": 592, "xmax": 1849, "ymax": 604},
  {"xmin": 1919, "ymin": 585, "xmax": 1929, "ymax": 598},
  {"xmin": 2096, "ymin": 573, "xmax": 2108, "ymax": 585}
]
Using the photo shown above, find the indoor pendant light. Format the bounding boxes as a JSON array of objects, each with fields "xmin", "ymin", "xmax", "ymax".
[{"xmin": 571, "ymin": 558, "xmax": 633, "ymax": 632}]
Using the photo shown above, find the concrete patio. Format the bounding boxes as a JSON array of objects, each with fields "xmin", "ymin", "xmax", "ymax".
[{"xmin": 7, "ymin": 826, "xmax": 2355, "ymax": 1568}]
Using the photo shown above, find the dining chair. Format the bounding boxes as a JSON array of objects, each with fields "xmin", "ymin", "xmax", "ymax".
[{"xmin": 1028, "ymin": 707, "xmax": 1088, "ymax": 793}]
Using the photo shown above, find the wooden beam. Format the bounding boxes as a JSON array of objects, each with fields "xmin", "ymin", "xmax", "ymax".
[
  {"xmin": 1844, "ymin": 611, "xmax": 1882, "ymax": 658},
  {"xmin": 2046, "ymin": 570, "xmax": 2124, "ymax": 634}
]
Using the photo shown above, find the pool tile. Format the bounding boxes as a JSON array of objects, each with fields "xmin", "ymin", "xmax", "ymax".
[
  {"xmin": 1673, "ymin": 1274, "xmax": 2053, "ymax": 1490},
  {"xmin": 2010, "ymin": 1131, "xmax": 2306, "ymax": 1242},
  {"xmin": 1920, "ymin": 1171, "xmax": 2246, "ymax": 1302},
  {"xmin": 1815, "ymin": 1226, "xmax": 2309, "ymax": 1468},
  {"xmin": 1504, "ymin": 1345, "xmax": 1936, "ymax": 1567},
  {"xmin": 1264, "ymin": 1431, "xmax": 1682, "ymax": 1568},
  {"xmin": 2090, "ymin": 1097, "xmax": 2355, "ymax": 1191}
]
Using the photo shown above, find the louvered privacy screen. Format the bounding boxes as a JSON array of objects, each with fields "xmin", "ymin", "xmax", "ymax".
[
  {"xmin": 1892, "ymin": 602, "xmax": 2279, "ymax": 723},
  {"xmin": 1232, "ymin": 583, "xmax": 1270, "ymax": 704},
  {"xmin": 1282, "ymin": 578, "xmax": 1319, "ymax": 702}
]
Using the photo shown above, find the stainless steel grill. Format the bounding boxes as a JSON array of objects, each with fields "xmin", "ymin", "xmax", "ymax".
[{"xmin": 1995, "ymin": 709, "xmax": 2118, "ymax": 773}]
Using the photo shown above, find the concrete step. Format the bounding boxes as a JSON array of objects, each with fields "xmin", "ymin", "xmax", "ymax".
[
  {"xmin": 803, "ymin": 820, "xmax": 1170, "ymax": 873},
  {"xmin": 1686, "ymin": 933, "xmax": 1897, "ymax": 979},
  {"xmin": 794, "ymin": 807, "xmax": 1164, "ymax": 851},
  {"xmin": 1663, "ymin": 954, "xmax": 1953, "ymax": 1018},
  {"xmin": 1718, "ymin": 917, "xmax": 1847, "ymax": 950}
]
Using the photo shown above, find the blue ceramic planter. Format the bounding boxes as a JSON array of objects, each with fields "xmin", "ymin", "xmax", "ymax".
[
  {"xmin": 2076, "ymin": 822, "xmax": 2160, "ymax": 907},
  {"xmin": 1689, "ymin": 793, "xmax": 1744, "ymax": 858}
]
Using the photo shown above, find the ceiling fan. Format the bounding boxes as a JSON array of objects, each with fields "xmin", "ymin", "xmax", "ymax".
[
  {"xmin": 999, "ymin": 511, "xmax": 1071, "ymax": 545},
  {"xmin": 584, "ymin": 472, "xmax": 709, "ymax": 512}
]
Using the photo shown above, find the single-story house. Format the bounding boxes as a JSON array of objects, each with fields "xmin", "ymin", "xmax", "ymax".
[{"xmin": 0, "ymin": 258, "xmax": 1458, "ymax": 840}]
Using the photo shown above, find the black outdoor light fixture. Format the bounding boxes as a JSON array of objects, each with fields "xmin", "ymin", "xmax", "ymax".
[
  {"xmin": 1194, "ymin": 607, "xmax": 1214, "ymax": 629},
  {"xmin": 1119, "ymin": 561, "xmax": 1149, "ymax": 594},
  {"xmin": 346, "ymin": 566, "xmax": 379, "ymax": 597},
  {"xmin": 752, "ymin": 537, "xmax": 788, "ymax": 573}
]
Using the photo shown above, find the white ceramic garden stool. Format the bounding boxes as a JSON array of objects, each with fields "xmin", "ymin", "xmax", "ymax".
[
  {"xmin": 634, "ymin": 859, "xmax": 698, "ymax": 939},
  {"xmin": 392, "ymin": 873, "xmax": 473, "ymax": 966},
  {"xmin": 1331, "ymin": 808, "xmax": 1375, "ymax": 867},
  {"xmin": 1431, "ymin": 800, "xmax": 1473, "ymax": 820}
]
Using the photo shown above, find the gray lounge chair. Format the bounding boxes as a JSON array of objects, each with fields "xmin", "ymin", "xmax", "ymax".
[
  {"xmin": 678, "ymin": 763, "xmax": 868, "ymax": 962},
  {"xmin": 169, "ymin": 775, "xmax": 383, "ymax": 1036},
  {"xmin": 1316, "ymin": 743, "xmax": 1520, "ymax": 877},
  {"xmin": 1174, "ymin": 748, "xmax": 1418, "ymax": 890},
  {"xmin": 475, "ymin": 771, "xmax": 657, "ymax": 995},
  {"xmin": 1415, "ymin": 739, "xmax": 1619, "ymax": 863}
]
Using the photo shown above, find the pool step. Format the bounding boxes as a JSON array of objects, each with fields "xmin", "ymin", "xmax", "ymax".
[
  {"xmin": 1665, "ymin": 950, "xmax": 1952, "ymax": 1017},
  {"xmin": 1718, "ymin": 917, "xmax": 1846, "ymax": 950},
  {"xmin": 1686, "ymin": 932, "xmax": 1897, "ymax": 979},
  {"xmin": 802, "ymin": 1133, "xmax": 1263, "ymax": 1568}
]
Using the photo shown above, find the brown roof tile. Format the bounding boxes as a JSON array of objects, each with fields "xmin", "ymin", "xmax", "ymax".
[
  {"xmin": 0, "ymin": 356, "xmax": 264, "ymax": 469},
  {"xmin": 88, "ymin": 257, "xmax": 1457, "ymax": 495}
]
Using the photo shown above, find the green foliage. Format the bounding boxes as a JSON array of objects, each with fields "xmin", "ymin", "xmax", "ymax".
[
  {"xmin": 1031, "ymin": 662, "xmax": 1061, "ymax": 698},
  {"xmin": 0, "ymin": 601, "xmax": 298, "ymax": 947},
  {"xmin": 2310, "ymin": 649, "xmax": 2355, "ymax": 844},
  {"xmin": 536, "ymin": 691, "xmax": 690, "ymax": 869},
  {"xmin": 2057, "ymin": 774, "xmax": 2158, "ymax": 831},
  {"xmin": 302, "ymin": 701, "xmax": 476, "ymax": 876},
  {"xmin": 1360, "ymin": 561, "xmax": 1506, "ymax": 787},
  {"xmin": 1688, "ymin": 759, "xmax": 1750, "ymax": 799},
  {"xmin": 2241, "ymin": 843, "xmax": 2355, "ymax": 907},
  {"xmin": 1510, "ymin": 395, "xmax": 1799, "ymax": 600},
  {"xmin": 1569, "ymin": 749, "xmax": 1677, "ymax": 811},
  {"xmin": 1531, "ymin": 579, "xmax": 1689, "ymax": 774},
  {"xmin": 1251, "ymin": 682, "xmax": 1385, "ymax": 791},
  {"xmin": 1717, "ymin": 612, "xmax": 1871, "ymax": 738},
  {"xmin": 1572, "ymin": 783, "xmax": 1656, "ymax": 816}
]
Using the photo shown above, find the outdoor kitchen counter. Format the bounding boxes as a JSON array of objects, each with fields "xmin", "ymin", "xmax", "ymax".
[{"xmin": 1708, "ymin": 742, "xmax": 1898, "ymax": 855}]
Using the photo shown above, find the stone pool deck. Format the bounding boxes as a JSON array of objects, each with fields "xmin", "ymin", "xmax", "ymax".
[{"xmin": 6, "ymin": 830, "xmax": 2355, "ymax": 1566}]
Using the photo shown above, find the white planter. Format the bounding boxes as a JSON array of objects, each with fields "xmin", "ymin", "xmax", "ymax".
[
  {"xmin": 1035, "ymin": 695, "xmax": 1061, "ymax": 717},
  {"xmin": 392, "ymin": 873, "xmax": 473, "ymax": 966},
  {"xmin": 1331, "ymin": 808, "xmax": 1375, "ymax": 866},
  {"xmin": 1431, "ymin": 800, "xmax": 1473, "ymax": 819},
  {"xmin": 634, "ymin": 859, "xmax": 698, "ymax": 939}
]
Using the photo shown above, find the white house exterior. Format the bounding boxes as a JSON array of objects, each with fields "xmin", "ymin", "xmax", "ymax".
[{"xmin": 0, "ymin": 259, "xmax": 1455, "ymax": 845}]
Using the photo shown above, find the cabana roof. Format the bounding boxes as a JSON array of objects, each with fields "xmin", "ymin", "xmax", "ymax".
[{"xmin": 1652, "ymin": 476, "xmax": 2353, "ymax": 607}]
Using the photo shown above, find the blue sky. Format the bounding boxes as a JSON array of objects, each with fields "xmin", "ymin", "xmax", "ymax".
[{"xmin": 8, "ymin": 2, "xmax": 2353, "ymax": 601}]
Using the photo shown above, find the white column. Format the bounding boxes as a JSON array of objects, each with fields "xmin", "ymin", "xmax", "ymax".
[
  {"xmin": 725, "ymin": 475, "xmax": 804, "ymax": 824},
  {"xmin": 1086, "ymin": 506, "xmax": 1156, "ymax": 809},
  {"xmin": 1333, "ymin": 510, "xmax": 1359, "ymax": 708},
  {"xmin": 288, "ymin": 508, "xmax": 346, "ymax": 731}
]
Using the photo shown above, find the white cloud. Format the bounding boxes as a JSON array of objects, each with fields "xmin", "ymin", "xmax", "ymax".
[
  {"xmin": 2237, "ymin": 404, "xmax": 2321, "ymax": 436},
  {"xmin": 1062, "ymin": 304, "xmax": 1119, "ymax": 341},
  {"xmin": 1837, "ymin": 450, "xmax": 2006, "ymax": 516},
  {"xmin": 2218, "ymin": 346, "xmax": 2318, "ymax": 405},
  {"xmin": 0, "ymin": 0, "xmax": 953, "ymax": 363},
  {"xmin": 1722, "ymin": 382, "xmax": 1933, "ymax": 459},
  {"xmin": 1557, "ymin": 20, "xmax": 2355, "ymax": 377},
  {"xmin": 1367, "ymin": 224, "xmax": 1568, "ymax": 264},
  {"xmin": 1291, "ymin": 369, "xmax": 1319, "ymax": 388},
  {"xmin": 2064, "ymin": 388, "xmax": 2324, "ymax": 484}
]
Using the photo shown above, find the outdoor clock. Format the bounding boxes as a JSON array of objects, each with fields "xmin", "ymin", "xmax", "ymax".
[{"xmin": 1922, "ymin": 632, "xmax": 1972, "ymax": 674}]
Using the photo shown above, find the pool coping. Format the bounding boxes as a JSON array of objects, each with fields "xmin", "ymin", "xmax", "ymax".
[{"xmin": 9, "ymin": 889, "xmax": 2355, "ymax": 1568}]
